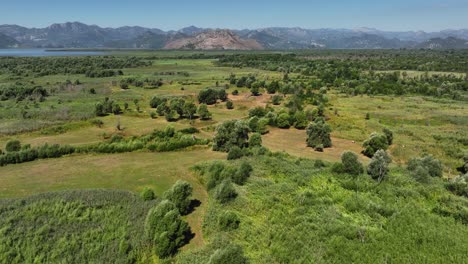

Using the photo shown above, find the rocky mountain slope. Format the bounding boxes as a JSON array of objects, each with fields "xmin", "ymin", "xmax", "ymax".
[
  {"xmin": 0, "ymin": 33, "xmax": 18, "ymax": 48},
  {"xmin": 164, "ymin": 30, "xmax": 262, "ymax": 50}
]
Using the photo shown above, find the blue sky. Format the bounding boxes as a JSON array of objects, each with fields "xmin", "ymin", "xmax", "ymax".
[{"xmin": 1, "ymin": 0, "xmax": 467, "ymax": 31}]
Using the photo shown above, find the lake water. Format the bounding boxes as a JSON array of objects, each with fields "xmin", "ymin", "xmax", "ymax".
[{"xmin": 0, "ymin": 49, "xmax": 106, "ymax": 57}]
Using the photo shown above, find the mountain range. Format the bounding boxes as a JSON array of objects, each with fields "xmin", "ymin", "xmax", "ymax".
[{"xmin": 0, "ymin": 22, "xmax": 467, "ymax": 50}]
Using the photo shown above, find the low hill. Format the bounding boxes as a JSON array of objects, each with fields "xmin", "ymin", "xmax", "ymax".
[{"xmin": 164, "ymin": 29, "xmax": 263, "ymax": 50}]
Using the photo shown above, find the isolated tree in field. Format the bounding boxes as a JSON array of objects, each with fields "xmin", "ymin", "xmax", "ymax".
[
  {"xmin": 145, "ymin": 200, "xmax": 191, "ymax": 258},
  {"xmin": 306, "ymin": 120, "xmax": 332, "ymax": 149},
  {"xmin": 341, "ymin": 151, "xmax": 364, "ymax": 176},
  {"xmin": 226, "ymin": 100, "xmax": 234, "ymax": 109},
  {"xmin": 5, "ymin": 140, "xmax": 21, "ymax": 152},
  {"xmin": 198, "ymin": 104, "xmax": 212, "ymax": 120},
  {"xmin": 362, "ymin": 132, "xmax": 389, "ymax": 158},
  {"xmin": 198, "ymin": 88, "xmax": 218, "ymax": 105},
  {"xmin": 367, "ymin": 150, "xmax": 392, "ymax": 183},
  {"xmin": 213, "ymin": 120, "xmax": 250, "ymax": 152},
  {"xmin": 164, "ymin": 180, "xmax": 193, "ymax": 215}
]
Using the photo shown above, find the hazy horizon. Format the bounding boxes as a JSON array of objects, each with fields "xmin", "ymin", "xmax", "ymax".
[{"xmin": 1, "ymin": 0, "xmax": 467, "ymax": 32}]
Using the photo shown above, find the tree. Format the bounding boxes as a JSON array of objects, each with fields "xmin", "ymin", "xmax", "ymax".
[
  {"xmin": 165, "ymin": 110, "xmax": 178, "ymax": 122},
  {"xmin": 227, "ymin": 146, "xmax": 244, "ymax": 160},
  {"xmin": 232, "ymin": 161, "xmax": 253, "ymax": 185},
  {"xmin": 112, "ymin": 103, "xmax": 122, "ymax": 115},
  {"xmin": 169, "ymin": 98, "xmax": 185, "ymax": 116},
  {"xmin": 214, "ymin": 179, "xmax": 237, "ymax": 204},
  {"xmin": 198, "ymin": 88, "xmax": 219, "ymax": 105},
  {"xmin": 164, "ymin": 180, "xmax": 193, "ymax": 215},
  {"xmin": 145, "ymin": 200, "xmax": 192, "ymax": 258},
  {"xmin": 367, "ymin": 150, "xmax": 391, "ymax": 183},
  {"xmin": 249, "ymin": 133, "xmax": 262, "ymax": 147},
  {"xmin": 383, "ymin": 128, "xmax": 393, "ymax": 145},
  {"xmin": 198, "ymin": 104, "xmax": 212, "ymax": 120},
  {"xmin": 94, "ymin": 102, "xmax": 106, "ymax": 116},
  {"xmin": 209, "ymin": 244, "xmax": 248, "ymax": 264},
  {"xmin": 362, "ymin": 133, "xmax": 389, "ymax": 158},
  {"xmin": 306, "ymin": 120, "xmax": 332, "ymax": 148},
  {"xmin": 341, "ymin": 151, "xmax": 364, "ymax": 176},
  {"xmin": 183, "ymin": 101, "xmax": 197, "ymax": 120},
  {"xmin": 276, "ymin": 113, "xmax": 291, "ymax": 128},
  {"xmin": 213, "ymin": 120, "xmax": 250, "ymax": 152},
  {"xmin": 5, "ymin": 140, "xmax": 21, "ymax": 152},
  {"xmin": 150, "ymin": 96, "xmax": 166, "ymax": 108}
]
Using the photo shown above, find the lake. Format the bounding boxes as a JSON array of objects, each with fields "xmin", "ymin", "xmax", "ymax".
[{"xmin": 0, "ymin": 49, "xmax": 106, "ymax": 57}]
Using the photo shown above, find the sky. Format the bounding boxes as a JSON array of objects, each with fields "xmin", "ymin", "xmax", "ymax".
[{"xmin": 1, "ymin": 0, "xmax": 467, "ymax": 31}]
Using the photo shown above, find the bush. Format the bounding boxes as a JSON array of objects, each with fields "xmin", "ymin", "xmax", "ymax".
[
  {"xmin": 248, "ymin": 107, "xmax": 267, "ymax": 118},
  {"xmin": 218, "ymin": 211, "xmax": 240, "ymax": 231},
  {"xmin": 249, "ymin": 133, "xmax": 262, "ymax": 147},
  {"xmin": 164, "ymin": 180, "xmax": 193, "ymax": 215},
  {"xmin": 383, "ymin": 128, "xmax": 394, "ymax": 145},
  {"xmin": 306, "ymin": 120, "xmax": 332, "ymax": 148},
  {"xmin": 314, "ymin": 159, "xmax": 326, "ymax": 168},
  {"xmin": 276, "ymin": 113, "xmax": 291, "ymax": 128},
  {"xmin": 407, "ymin": 154, "xmax": 443, "ymax": 178},
  {"xmin": 5, "ymin": 140, "xmax": 21, "ymax": 152},
  {"xmin": 272, "ymin": 95, "xmax": 282, "ymax": 105},
  {"xmin": 214, "ymin": 179, "xmax": 237, "ymax": 204},
  {"xmin": 226, "ymin": 100, "xmax": 234, "ymax": 109},
  {"xmin": 293, "ymin": 111, "xmax": 308, "ymax": 129},
  {"xmin": 233, "ymin": 161, "xmax": 253, "ymax": 185},
  {"xmin": 362, "ymin": 133, "xmax": 389, "ymax": 158},
  {"xmin": 367, "ymin": 150, "xmax": 391, "ymax": 182},
  {"xmin": 232, "ymin": 90, "xmax": 239, "ymax": 95},
  {"xmin": 341, "ymin": 151, "xmax": 364, "ymax": 176},
  {"xmin": 446, "ymin": 173, "xmax": 468, "ymax": 197},
  {"xmin": 208, "ymin": 244, "xmax": 248, "ymax": 264},
  {"xmin": 141, "ymin": 188, "xmax": 156, "ymax": 201},
  {"xmin": 227, "ymin": 146, "xmax": 244, "ymax": 160}
]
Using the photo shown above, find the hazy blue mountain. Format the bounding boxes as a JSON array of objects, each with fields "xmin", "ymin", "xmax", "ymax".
[
  {"xmin": 0, "ymin": 22, "xmax": 467, "ymax": 49},
  {"xmin": 416, "ymin": 37, "xmax": 468, "ymax": 49},
  {"xmin": 0, "ymin": 32, "xmax": 18, "ymax": 48}
]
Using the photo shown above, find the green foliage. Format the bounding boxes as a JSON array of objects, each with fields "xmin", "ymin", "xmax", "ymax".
[
  {"xmin": 233, "ymin": 161, "xmax": 253, "ymax": 185},
  {"xmin": 198, "ymin": 88, "xmax": 226, "ymax": 105},
  {"xmin": 276, "ymin": 113, "xmax": 291, "ymax": 129},
  {"xmin": 198, "ymin": 104, "xmax": 212, "ymax": 120},
  {"xmin": 407, "ymin": 154, "xmax": 443, "ymax": 178},
  {"xmin": 446, "ymin": 173, "xmax": 468, "ymax": 197},
  {"xmin": 5, "ymin": 139, "xmax": 21, "ymax": 152},
  {"xmin": 141, "ymin": 187, "xmax": 156, "ymax": 201},
  {"xmin": 213, "ymin": 179, "xmax": 237, "ymax": 204},
  {"xmin": 145, "ymin": 200, "xmax": 192, "ymax": 258},
  {"xmin": 164, "ymin": 180, "xmax": 193, "ymax": 215},
  {"xmin": 362, "ymin": 132, "xmax": 389, "ymax": 158},
  {"xmin": 208, "ymin": 244, "xmax": 248, "ymax": 264},
  {"xmin": 213, "ymin": 120, "xmax": 249, "ymax": 152},
  {"xmin": 306, "ymin": 120, "xmax": 332, "ymax": 148},
  {"xmin": 227, "ymin": 146, "xmax": 244, "ymax": 160},
  {"xmin": 0, "ymin": 190, "xmax": 154, "ymax": 263},
  {"xmin": 383, "ymin": 127, "xmax": 394, "ymax": 145},
  {"xmin": 248, "ymin": 133, "xmax": 262, "ymax": 147},
  {"xmin": 218, "ymin": 211, "xmax": 241, "ymax": 231},
  {"xmin": 367, "ymin": 150, "xmax": 392, "ymax": 182},
  {"xmin": 341, "ymin": 151, "xmax": 364, "ymax": 176},
  {"xmin": 271, "ymin": 95, "xmax": 282, "ymax": 105},
  {"xmin": 293, "ymin": 111, "xmax": 308, "ymax": 129}
]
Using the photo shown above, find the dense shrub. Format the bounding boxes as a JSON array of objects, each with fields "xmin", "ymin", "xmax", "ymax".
[
  {"xmin": 198, "ymin": 88, "xmax": 225, "ymax": 105},
  {"xmin": 383, "ymin": 128, "xmax": 394, "ymax": 145},
  {"xmin": 227, "ymin": 146, "xmax": 244, "ymax": 160},
  {"xmin": 198, "ymin": 104, "xmax": 212, "ymax": 120},
  {"xmin": 232, "ymin": 161, "xmax": 253, "ymax": 185},
  {"xmin": 248, "ymin": 133, "xmax": 262, "ymax": 147},
  {"xmin": 341, "ymin": 151, "xmax": 364, "ymax": 176},
  {"xmin": 141, "ymin": 188, "xmax": 156, "ymax": 201},
  {"xmin": 407, "ymin": 155, "xmax": 443, "ymax": 178},
  {"xmin": 214, "ymin": 179, "xmax": 237, "ymax": 204},
  {"xmin": 218, "ymin": 211, "xmax": 241, "ymax": 231},
  {"xmin": 5, "ymin": 140, "xmax": 21, "ymax": 152},
  {"xmin": 446, "ymin": 173, "xmax": 468, "ymax": 197},
  {"xmin": 276, "ymin": 113, "xmax": 291, "ymax": 129},
  {"xmin": 293, "ymin": 111, "xmax": 308, "ymax": 129},
  {"xmin": 208, "ymin": 244, "xmax": 248, "ymax": 264},
  {"xmin": 362, "ymin": 132, "xmax": 389, "ymax": 158}
]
